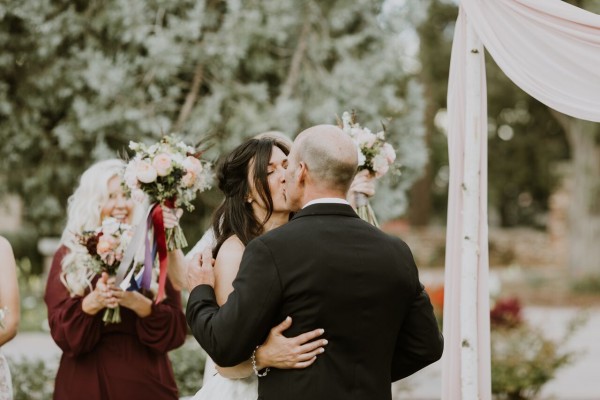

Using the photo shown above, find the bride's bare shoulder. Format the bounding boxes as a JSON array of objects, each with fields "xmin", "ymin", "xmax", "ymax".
[{"xmin": 215, "ymin": 235, "xmax": 245, "ymax": 262}]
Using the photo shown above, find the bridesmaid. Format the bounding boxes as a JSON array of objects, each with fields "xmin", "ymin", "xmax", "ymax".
[
  {"xmin": 0, "ymin": 236, "xmax": 20, "ymax": 400},
  {"xmin": 44, "ymin": 159, "xmax": 187, "ymax": 400}
]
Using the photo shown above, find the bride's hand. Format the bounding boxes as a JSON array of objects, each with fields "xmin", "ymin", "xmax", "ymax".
[{"xmin": 254, "ymin": 316, "xmax": 327, "ymax": 370}]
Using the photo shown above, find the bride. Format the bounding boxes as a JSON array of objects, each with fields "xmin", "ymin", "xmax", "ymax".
[{"xmin": 185, "ymin": 133, "xmax": 375, "ymax": 400}]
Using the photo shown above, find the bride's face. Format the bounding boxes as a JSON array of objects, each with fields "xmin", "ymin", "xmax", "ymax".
[
  {"xmin": 100, "ymin": 176, "xmax": 135, "ymax": 223},
  {"xmin": 248, "ymin": 145, "xmax": 289, "ymax": 214}
]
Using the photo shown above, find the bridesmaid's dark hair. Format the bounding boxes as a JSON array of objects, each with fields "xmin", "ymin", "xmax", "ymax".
[{"xmin": 212, "ymin": 137, "xmax": 290, "ymax": 257}]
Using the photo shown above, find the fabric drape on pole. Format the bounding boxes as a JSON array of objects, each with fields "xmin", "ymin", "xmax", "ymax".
[
  {"xmin": 443, "ymin": 0, "xmax": 600, "ymax": 399},
  {"xmin": 442, "ymin": 8, "xmax": 491, "ymax": 400}
]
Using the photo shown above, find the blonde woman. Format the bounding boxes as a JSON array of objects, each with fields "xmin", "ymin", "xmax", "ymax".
[
  {"xmin": 44, "ymin": 159, "xmax": 187, "ymax": 400},
  {"xmin": 0, "ymin": 236, "xmax": 20, "ymax": 400}
]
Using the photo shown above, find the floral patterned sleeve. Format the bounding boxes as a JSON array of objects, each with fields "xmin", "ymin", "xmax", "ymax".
[
  {"xmin": 136, "ymin": 278, "xmax": 187, "ymax": 353},
  {"xmin": 44, "ymin": 246, "xmax": 103, "ymax": 357}
]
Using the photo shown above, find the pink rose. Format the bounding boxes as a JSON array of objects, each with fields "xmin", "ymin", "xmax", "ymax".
[
  {"xmin": 96, "ymin": 237, "xmax": 114, "ymax": 255},
  {"xmin": 152, "ymin": 153, "xmax": 173, "ymax": 177},
  {"xmin": 135, "ymin": 161, "xmax": 157, "ymax": 183},
  {"xmin": 382, "ymin": 143, "xmax": 396, "ymax": 164},
  {"xmin": 182, "ymin": 170, "xmax": 197, "ymax": 188}
]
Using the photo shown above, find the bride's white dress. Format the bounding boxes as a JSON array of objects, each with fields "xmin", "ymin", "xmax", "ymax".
[
  {"xmin": 191, "ymin": 356, "xmax": 257, "ymax": 400},
  {"xmin": 0, "ymin": 352, "xmax": 12, "ymax": 400},
  {"xmin": 187, "ymin": 229, "xmax": 258, "ymax": 400}
]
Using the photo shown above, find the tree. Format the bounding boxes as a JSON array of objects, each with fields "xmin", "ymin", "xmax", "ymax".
[{"xmin": 0, "ymin": 0, "xmax": 427, "ymax": 237}]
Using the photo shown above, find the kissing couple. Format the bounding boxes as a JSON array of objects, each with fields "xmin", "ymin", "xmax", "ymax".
[{"xmin": 185, "ymin": 124, "xmax": 443, "ymax": 400}]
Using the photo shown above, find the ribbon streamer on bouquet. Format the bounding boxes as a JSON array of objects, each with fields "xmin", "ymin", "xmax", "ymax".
[
  {"xmin": 149, "ymin": 200, "xmax": 173, "ymax": 303},
  {"xmin": 115, "ymin": 204, "xmax": 152, "ymax": 288},
  {"xmin": 115, "ymin": 200, "xmax": 171, "ymax": 303}
]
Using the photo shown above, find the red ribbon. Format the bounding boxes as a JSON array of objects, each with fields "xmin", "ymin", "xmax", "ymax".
[{"xmin": 151, "ymin": 199, "xmax": 174, "ymax": 303}]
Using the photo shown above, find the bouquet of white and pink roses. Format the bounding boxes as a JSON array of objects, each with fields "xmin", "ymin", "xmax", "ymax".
[
  {"xmin": 340, "ymin": 110, "xmax": 399, "ymax": 227},
  {"xmin": 122, "ymin": 134, "xmax": 212, "ymax": 304},
  {"xmin": 77, "ymin": 218, "xmax": 134, "ymax": 324},
  {"xmin": 123, "ymin": 134, "xmax": 213, "ymax": 251}
]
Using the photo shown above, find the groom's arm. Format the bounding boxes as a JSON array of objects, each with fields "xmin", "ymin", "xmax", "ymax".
[
  {"xmin": 391, "ymin": 284, "xmax": 444, "ymax": 381},
  {"xmin": 391, "ymin": 240, "xmax": 444, "ymax": 381},
  {"xmin": 186, "ymin": 238, "xmax": 282, "ymax": 367}
]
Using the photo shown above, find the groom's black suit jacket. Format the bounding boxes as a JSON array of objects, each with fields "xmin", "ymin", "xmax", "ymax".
[{"xmin": 187, "ymin": 203, "xmax": 443, "ymax": 400}]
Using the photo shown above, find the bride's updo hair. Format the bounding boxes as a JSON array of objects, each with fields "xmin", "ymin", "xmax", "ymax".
[{"xmin": 212, "ymin": 137, "xmax": 290, "ymax": 257}]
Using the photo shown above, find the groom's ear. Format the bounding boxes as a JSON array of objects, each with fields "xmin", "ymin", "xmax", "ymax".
[{"xmin": 297, "ymin": 161, "xmax": 308, "ymax": 186}]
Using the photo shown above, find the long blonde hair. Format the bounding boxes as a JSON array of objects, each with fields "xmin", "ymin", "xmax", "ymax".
[{"xmin": 60, "ymin": 159, "xmax": 139, "ymax": 295}]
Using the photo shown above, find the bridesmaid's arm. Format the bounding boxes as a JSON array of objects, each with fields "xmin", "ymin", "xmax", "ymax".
[
  {"xmin": 135, "ymin": 279, "xmax": 187, "ymax": 353},
  {"xmin": 44, "ymin": 248, "xmax": 104, "ymax": 356},
  {"xmin": 0, "ymin": 237, "xmax": 20, "ymax": 347}
]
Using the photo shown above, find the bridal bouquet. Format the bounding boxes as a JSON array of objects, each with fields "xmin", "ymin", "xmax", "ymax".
[
  {"xmin": 123, "ymin": 134, "xmax": 213, "ymax": 250},
  {"xmin": 122, "ymin": 134, "xmax": 212, "ymax": 303},
  {"xmin": 77, "ymin": 218, "xmax": 134, "ymax": 324},
  {"xmin": 339, "ymin": 111, "xmax": 398, "ymax": 227}
]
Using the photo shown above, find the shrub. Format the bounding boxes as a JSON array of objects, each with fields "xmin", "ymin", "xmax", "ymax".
[
  {"xmin": 169, "ymin": 339, "xmax": 207, "ymax": 397},
  {"xmin": 491, "ymin": 324, "xmax": 576, "ymax": 400},
  {"xmin": 8, "ymin": 357, "xmax": 56, "ymax": 400}
]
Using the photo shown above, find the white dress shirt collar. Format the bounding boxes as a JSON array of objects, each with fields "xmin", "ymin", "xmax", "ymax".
[{"xmin": 303, "ymin": 198, "xmax": 351, "ymax": 209}]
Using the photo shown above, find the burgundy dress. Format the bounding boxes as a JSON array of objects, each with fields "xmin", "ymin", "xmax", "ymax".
[{"xmin": 45, "ymin": 246, "xmax": 187, "ymax": 400}]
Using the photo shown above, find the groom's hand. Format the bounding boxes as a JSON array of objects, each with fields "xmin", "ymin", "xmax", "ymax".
[{"xmin": 186, "ymin": 248, "xmax": 215, "ymax": 291}]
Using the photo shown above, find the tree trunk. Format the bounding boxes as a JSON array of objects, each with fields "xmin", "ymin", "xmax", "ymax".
[
  {"xmin": 553, "ymin": 112, "xmax": 600, "ymax": 277},
  {"xmin": 408, "ymin": 66, "xmax": 436, "ymax": 226}
]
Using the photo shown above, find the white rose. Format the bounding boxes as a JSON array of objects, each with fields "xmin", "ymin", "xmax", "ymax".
[
  {"xmin": 131, "ymin": 188, "xmax": 146, "ymax": 203},
  {"xmin": 372, "ymin": 154, "xmax": 390, "ymax": 178},
  {"xmin": 136, "ymin": 161, "xmax": 158, "ymax": 183},
  {"xmin": 123, "ymin": 163, "xmax": 140, "ymax": 188},
  {"xmin": 183, "ymin": 156, "xmax": 203, "ymax": 175},
  {"xmin": 357, "ymin": 148, "xmax": 366, "ymax": 167},
  {"xmin": 102, "ymin": 218, "xmax": 121, "ymax": 236}
]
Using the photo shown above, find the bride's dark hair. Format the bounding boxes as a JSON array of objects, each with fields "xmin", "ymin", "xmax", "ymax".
[{"xmin": 212, "ymin": 137, "xmax": 290, "ymax": 257}]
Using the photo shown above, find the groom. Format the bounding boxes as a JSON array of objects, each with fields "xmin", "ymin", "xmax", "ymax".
[{"xmin": 186, "ymin": 125, "xmax": 443, "ymax": 400}]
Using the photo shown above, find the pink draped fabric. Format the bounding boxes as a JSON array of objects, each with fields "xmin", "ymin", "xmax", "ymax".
[{"xmin": 443, "ymin": 0, "xmax": 600, "ymax": 398}]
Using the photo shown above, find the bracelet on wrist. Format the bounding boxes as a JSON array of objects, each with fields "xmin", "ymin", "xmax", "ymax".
[{"xmin": 251, "ymin": 345, "xmax": 270, "ymax": 377}]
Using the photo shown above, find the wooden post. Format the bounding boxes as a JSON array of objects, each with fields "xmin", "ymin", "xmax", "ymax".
[{"xmin": 460, "ymin": 17, "xmax": 483, "ymax": 399}]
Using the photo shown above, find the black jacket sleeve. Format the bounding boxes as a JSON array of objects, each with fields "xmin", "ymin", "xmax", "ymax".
[
  {"xmin": 186, "ymin": 238, "xmax": 282, "ymax": 367},
  {"xmin": 391, "ymin": 284, "xmax": 444, "ymax": 381}
]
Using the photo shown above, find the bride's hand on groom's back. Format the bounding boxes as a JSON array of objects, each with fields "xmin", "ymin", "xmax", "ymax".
[{"xmin": 255, "ymin": 316, "xmax": 328, "ymax": 370}]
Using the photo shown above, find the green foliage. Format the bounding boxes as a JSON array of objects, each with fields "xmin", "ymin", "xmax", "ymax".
[
  {"xmin": 417, "ymin": 0, "xmax": 571, "ymax": 227},
  {"xmin": 7, "ymin": 339, "xmax": 206, "ymax": 399},
  {"xmin": 169, "ymin": 340, "xmax": 207, "ymax": 397},
  {"xmin": 8, "ymin": 357, "xmax": 57, "ymax": 400},
  {"xmin": 491, "ymin": 319, "xmax": 582, "ymax": 400},
  {"xmin": 16, "ymin": 258, "xmax": 49, "ymax": 332},
  {"xmin": 571, "ymin": 274, "xmax": 600, "ymax": 294},
  {"xmin": 0, "ymin": 0, "xmax": 427, "ymax": 234}
]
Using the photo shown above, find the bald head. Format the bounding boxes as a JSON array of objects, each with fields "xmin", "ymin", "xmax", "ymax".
[{"xmin": 293, "ymin": 124, "xmax": 358, "ymax": 193}]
